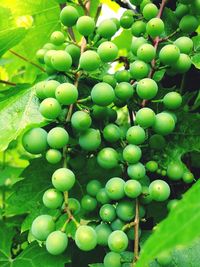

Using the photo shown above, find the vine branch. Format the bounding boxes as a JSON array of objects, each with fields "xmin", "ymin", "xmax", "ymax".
[
  {"xmin": 133, "ymin": 198, "xmax": 140, "ymax": 264},
  {"xmin": 0, "ymin": 79, "xmax": 16, "ymax": 86}
]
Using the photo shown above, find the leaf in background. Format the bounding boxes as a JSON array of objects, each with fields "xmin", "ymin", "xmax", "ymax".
[
  {"xmin": 0, "ymin": 222, "xmax": 16, "ymax": 261},
  {"xmin": 162, "ymin": 8, "xmax": 179, "ymax": 36},
  {"xmin": 192, "ymin": 53, "xmax": 200, "ymax": 69},
  {"xmin": 0, "ymin": 166, "xmax": 24, "ymax": 186},
  {"xmin": 90, "ymin": 0, "xmax": 100, "ymax": 18},
  {"xmin": 153, "ymin": 69, "xmax": 166, "ymax": 82},
  {"xmin": 192, "ymin": 35, "xmax": 200, "ymax": 51},
  {"xmin": 113, "ymin": 30, "xmax": 132, "ymax": 51}
]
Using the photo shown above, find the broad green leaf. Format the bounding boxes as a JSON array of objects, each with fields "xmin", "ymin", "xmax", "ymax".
[
  {"xmin": 162, "ymin": 8, "xmax": 179, "ymax": 36},
  {"xmin": 113, "ymin": 30, "xmax": 132, "ymax": 51},
  {"xmin": 192, "ymin": 52, "xmax": 200, "ymax": 69},
  {"xmin": 0, "ymin": 222, "xmax": 16, "ymax": 261},
  {"xmin": 0, "ymin": 166, "xmax": 24, "ymax": 186},
  {"xmin": 153, "ymin": 69, "xmax": 166, "ymax": 82},
  {"xmin": 90, "ymin": 0, "xmax": 100, "ymax": 18},
  {"xmin": 192, "ymin": 35, "xmax": 200, "ymax": 51}
]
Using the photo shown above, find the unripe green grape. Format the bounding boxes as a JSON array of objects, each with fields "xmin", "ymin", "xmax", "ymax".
[
  {"xmin": 35, "ymin": 81, "xmax": 46, "ymax": 99},
  {"xmin": 123, "ymin": 10, "xmax": 134, "ymax": 16},
  {"xmin": 130, "ymin": 60, "xmax": 149, "ymax": 80},
  {"xmin": 159, "ymin": 44, "xmax": 180, "ymax": 66},
  {"xmin": 115, "ymin": 70, "xmax": 131, "ymax": 82},
  {"xmin": 97, "ymin": 19, "xmax": 117, "ymax": 39},
  {"xmin": 162, "ymin": 111, "xmax": 177, "ymax": 123},
  {"xmin": 105, "ymin": 177, "xmax": 125, "ymax": 200},
  {"xmin": 140, "ymin": 186, "xmax": 152, "ymax": 204},
  {"xmin": 131, "ymin": 21, "xmax": 146, "ymax": 37},
  {"xmin": 115, "ymin": 82, "xmax": 134, "ymax": 101},
  {"xmin": 127, "ymin": 162, "xmax": 146, "ymax": 180},
  {"xmin": 107, "ymin": 108, "xmax": 118, "ymax": 122},
  {"xmin": 122, "ymin": 144, "xmax": 142, "ymax": 164},
  {"xmin": 137, "ymin": 43, "xmax": 156, "ymax": 63},
  {"xmin": 79, "ymin": 128, "xmax": 101, "ymax": 151},
  {"xmin": 126, "ymin": 125, "xmax": 146, "ymax": 145},
  {"xmin": 44, "ymin": 50, "xmax": 56, "ymax": 67},
  {"xmin": 149, "ymin": 134, "xmax": 166, "ymax": 150},
  {"xmin": 76, "ymin": 16, "xmax": 95, "ymax": 36},
  {"xmin": 79, "ymin": 50, "xmax": 101, "ymax": 71},
  {"xmin": 142, "ymin": 3, "xmax": 158, "ymax": 20},
  {"xmin": 36, "ymin": 49, "xmax": 47, "ymax": 64},
  {"xmin": 120, "ymin": 15, "xmax": 134, "ymax": 29},
  {"xmin": 68, "ymin": 198, "xmax": 81, "ymax": 214},
  {"xmin": 111, "ymin": 18, "xmax": 120, "ymax": 30},
  {"xmin": 51, "ymin": 51, "xmax": 72, "ymax": 71},
  {"xmin": 81, "ymin": 195, "xmax": 97, "ymax": 212},
  {"xmin": 43, "ymin": 188, "xmax": 63, "ymax": 209},
  {"xmin": 96, "ymin": 188, "xmax": 110, "ymax": 204},
  {"xmin": 130, "ymin": 0, "xmax": 143, "ymax": 5},
  {"xmin": 43, "ymin": 43, "xmax": 57, "ymax": 50},
  {"xmin": 65, "ymin": 44, "xmax": 81, "ymax": 65},
  {"xmin": 103, "ymin": 74, "xmax": 117, "ymax": 88},
  {"xmin": 55, "ymin": 83, "xmax": 78, "ymax": 105},
  {"xmin": 108, "ymin": 230, "xmax": 128, "ymax": 253},
  {"xmin": 114, "ymin": 97, "xmax": 127, "ymax": 108},
  {"xmin": 39, "ymin": 98, "xmax": 61, "ymax": 120},
  {"xmin": 60, "ymin": 6, "xmax": 79, "ymax": 27},
  {"xmin": 136, "ymin": 78, "xmax": 158, "ymax": 100},
  {"xmin": 97, "ymin": 147, "xmax": 119, "ymax": 169},
  {"xmin": 71, "ymin": 111, "xmax": 92, "ymax": 131},
  {"xmin": 104, "ymin": 251, "xmax": 121, "ymax": 267},
  {"xmin": 45, "ymin": 66, "xmax": 56, "ymax": 75},
  {"xmin": 182, "ymin": 172, "xmax": 194, "ymax": 183},
  {"xmin": 44, "ymin": 80, "xmax": 60, "ymax": 98},
  {"xmin": 149, "ymin": 180, "xmax": 170, "ymax": 202},
  {"xmin": 111, "ymin": 218, "xmax": 125, "ymax": 231},
  {"xmin": 47, "ymin": 127, "xmax": 69, "ymax": 149},
  {"xmin": 75, "ymin": 225, "xmax": 97, "ymax": 251},
  {"xmin": 131, "ymin": 37, "xmax": 146, "ymax": 55},
  {"xmin": 175, "ymin": 4, "xmax": 189, "ymax": 19},
  {"xmin": 174, "ymin": 37, "xmax": 193, "ymax": 54},
  {"xmin": 157, "ymin": 252, "xmax": 172, "ymax": 266},
  {"xmin": 167, "ymin": 199, "xmax": 179, "ymax": 211},
  {"xmin": 191, "ymin": 0, "xmax": 200, "ymax": 15},
  {"xmin": 31, "ymin": 215, "xmax": 55, "ymax": 241},
  {"xmin": 140, "ymin": 0, "xmax": 151, "ymax": 11},
  {"xmin": 95, "ymin": 223, "xmax": 112, "ymax": 246},
  {"xmin": 153, "ymin": 112, "xmax": 175, "ymax": 135},
  {"xmin": 167, "ymin": 162, "xmax": 184, "ymax": 181},
  {"xmin": 50, "ymin": 31, "xmax": 65, "ymax": 46},
  {"xmin": 135, "ymin": 107, "xmax": 156, "ymax": 128},
  {"xmin": 92, "ymin": 105, "xmax": 108, "ymax": 120},
  {"xmin": 146, "ymin": 161, "xmax": 158, "ymax": 172},
  {"xmin": 124, "ymin": 180, "xmax": 142, "ymax": 198},
  {"xmin": 86, "ymin": 180, "xmax": 102, "ymax": 197},
  {"xmin": 172, "ymin": 53, "xmax": 192, "ymax": 74},
  {"xmin": 22, "ymin": 128, "xmax": 48, "ymax": 154},
  {"xmin": 46, "ymin": 230, "xmax": 68, "ymax": 255},
  {"xmin": 99, "ymin": 204, "xmax": 116, "ymax": 222},
  {"xmin": 146, "ymin": 18, "xmax": 164, "ymax": 38},
  {"xmin": 45, "ymin": 149, "xmax": 62, "ymax": 164},
  {"xmin": 179, "ymin": 15, "xmax": 198, "ymax": 34},
  {"xmin": 163, "ymin": 92, "xmax": 182, "ymax": 110},
  {"xmin": 127, "ymin": 227, "xmax": 142, "ymax": 241},
  {"xmin": 97, "ymin": 41, "xmax": 118, "ymax": 62},
  {"xmin": 52, "ymin": 168, "xmax": 75, "ymax": 191},
  {"xmin": 103, "ymin": 123, "xmax": 121, "ymax": 142}
]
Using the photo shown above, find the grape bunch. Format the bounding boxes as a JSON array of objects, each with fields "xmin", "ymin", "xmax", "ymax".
[{"xmin": 22, "ymin": 0, "xmax": 197, "ymax": 265}]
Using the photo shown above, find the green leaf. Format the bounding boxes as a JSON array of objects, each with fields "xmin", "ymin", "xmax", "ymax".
[
  {"xmin": 153, "ymin": 69, "xmax": 166, "ymax": 82},
  {"xmin": 90, "ymin": 0, "xmax": 100, "ymax": 18},
  {"xmin": 192, "ymin": 35, "xmax": 200, "ymax": 51},
  {"xmin": 113, "ymin": 30, "xmax": 132, "ymax": 51},
  {"xmin": 136, "ymin": 180, "xmax": 200, "ymax": 267},
  {"xmin": 89, "ymin": 264, "xmax": 104, "ymax": 267},
  {"xmin": 0, "ymin": 166, "xmax": 24, "ymax": 186},
  {"xmin": 162, "ymin": 8, "xmax": 179, "ymax": 36},
  {"xmin": 0, "ymin": 222, "xmax": 16, "ymax": 261},
  {"xmin": 191, "ymin": 52, "xmax": 200, "ymax": 69}
]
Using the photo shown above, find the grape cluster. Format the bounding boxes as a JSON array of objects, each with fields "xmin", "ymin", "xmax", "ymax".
[{"xmin": 22, "ymin": 0, "xmax": 197, "ymax": 265}]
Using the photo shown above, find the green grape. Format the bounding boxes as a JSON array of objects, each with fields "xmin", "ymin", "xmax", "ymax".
[
  {"xmin": 137, "ymin": 43, "xmax": 156, "ymax": 63},
  {"xmin": 39, "ymin": 98, "xmax": 61, "ymax": 120},
  {"xmin": 120, "ymin": 15, "xmax": 134, "ymax": 29},
  {"xmin": 86, "ymin": 180, "xmax": 102, "ymax": 197},
  {"xmin": 127, "ymin": 162, "xmax": 146, "ymax": 180},
  {"xmin": 104, "ymin": 252, "xmax": 122, "ymax": 267},
  {"xmin": 46, "ymin": 230, "xmax": 68, "ymax": 255},
  {"xmin": 131, "ymin": 21, "xmax": 146, "ymax": 37},
  {"xmin": 131, "ymin": 37, "xmax": 146, "ymax": 55},
  {"xmin": 122, "ymin": 144, "xmax": 142, "ymax": 164},
  {"xmin": 111, "ymin": 18, "xmax": 120, "ymax": 30},
  {"xmin": 35, "ymin": 81, "xmax": 47, "ymax": 99},
  {"xmin": 76, "ymin": 16, "xmax": 95, "ymax": 36},
  {"xmin": 31, "ymin": 215, "xmax": 55, "ymax": 241},
  {"xmin": 124, "ymin": 180, "xmax": 142, "ymax": 198},
  {"xmin": 52, "ymin": 168, "xmax": 75, "ymax": 191},
  {"xmin": 96, "ymin": 188, "xmax": 110, "ymax": 204},
  {"xmin": 55, "ymin": 83, "xmax": 78, "ymax": 105},
  {"xmin": 22, "ymin": 128, "xmax": 48, "ymax": 154},
  {"xmin": 47, "ymin": 127, "xmax": 69, "ymax": 149},
  {"xmin": 44, "ymin": 50, "xmax": 57, "ymax": 67},
  {"xmin": 71, "ymin": 111, "xmax": 92, "ymax": 131},
  {"xmin": 105, "ymin": 177, "xmax": 125, "ymax": 200},
  {"xmin": 51, "ymin": 51, "xmax": 72, "ymax": 71},
  {"xmin": 45, "ymin": 66, "xmax": 57, "ymax": 75},
  {"xmin": 115, "ymin": 82, "xmax": 134, "ymax": 101},
  {"xmin": 103, "ymin": 123, "xmax": 121, "ymax": 142},
  {"xmin": 107, "ymin": 108, "xmax": 117, "ymax": 122},
  {"xmin": 140, "ymin": 186, "xmax": 152, "ymax": 204},
  {"xmin": 135, "ymin": 107, "xmax": 156, "ymax": 128},
  {"xmin": 130, "ymin": 0, "xmax": 143, "ymax": 5},
  {"xmin": 111, "ymin": 218, "xmax": 125, "ymax": 231},
  {"xmin": 75, "ymin": 225, "xmax": 97, "ymax": 251},
  {"xmin": 153, "ymin": 112, "xmax": 175, "ymax": 135},
  {"xmin": 157, "ymin": 252, "xmax": 172, "ymax": 266},
  {"xmin": 99, "ymin": 204, "xmax": 116, "ymax": 222},
  {"xmin": 95, "ymin": 223, "xmax": 112, "ymax": 246},
  {"xmin": 175, "ymin": 4, "xmax": 189, "ymax": 19},
  {"xmin": 92, "ymin": 105, "xmax": 108, "ymax": 121},
  {"xmin": 130, "ymin": 60, "xmax": 149, "ymax": 80},
  {"xmin": 179, "ymin": 15, "xmax": 198, "ymax": 33},
  {"xmin": 115, "ymin": 70, "xmax": 131, "ymax": 82},
  {"xmin": 146, "ymin": 161, "xmax": 158, "ymax": 172},
  {"xmin": 167, "ymin": 199, "xmax": 179, "ymax": 211},
  {"xmin": 163, "ymin": 92, "xmax": 182, "ymax": 110},
  {"xmin": 97, "ymin": 41, "xmax": 118, "ymax": 62},
  {"xmin": 97, "ymin": 148, "xmax": 119, "ymax": 169},
  {"xmin": 97, "ymin": 19, "xmax": 117, "ymax": 39},
  {"xmin": 43, "ymin": 188, "xmax": 63, "ymax": 209},
  {"xmin": 36, "ymin": 49, "xmax": 47, "ymax": 63},
  {"xmin": 159, "ymin": 44, "xmax": 180, "ymax": 65},
  {"xmin": 174, "ymin": 37, "xmax": 193, "ymax": 54},
  {"xmin": 149, "ymin": 134, "xmax": 166, "ymax": 150},
  {"xmin": 136, "ymin": 78, "xmax": 158, "ymax": 100},
  {"xmin": 146, "ymin": 18, "xmax": 164, "ymax": 38},
  {"xmin": 123, "ymin": 10, "xmax": 135, "ymax": 16},
  {"xmin": 167, "ymin": 162, "xmax": 184, "ymax": 181},
  {"xmin": 172, "ymin": 53, "xmax": 192, "ymax": 74},
  {"xmin": 182, "ymin": 171, "xmax": 194, "ymax": 183},
  {"xmin": 50, "ymin": 31, "xmax": 65, "ymax": 46},
  {"xmin": 79, "ymin": 50, "xmax": 101, "ymax": 71},
  {"xmin": 149, "ymin": 180, "xmax": 170, "ymax": 202},
  {"xmin": 79, "ymin": 128, "xmax": 101, "ymax": 151},
  {"xmin": 91, "ymin": 82, "xmax": 115, "ymax": 106},
  {"xmin": 108, "ymin": 230, "xmax": 128, "ymax": 253},
  {"xmin": 191, "ymin": 0, "xmax": 200, "ymax": 15},
  {"xmin": 140, "ymin": 0, "xmax": 151, "ymax": 11},
  {"xmin": 65, "ymin": 44, "xmax": 81, "ymax": 65},
  {"xmin": 162, "ymin": 111, "xmax": 177, "ymax": 123},
  {"xmin": 60, "ymin": 6, "xmax": 79, "ymax": 27},
  {"xmin": 44, "ymin": 80, "xmax": 60, "ymax": 98},
  {"xmin": 43, "ymin": 43, "xmax": 57, "ymax": 50},
  {"xmin": 81, "ymin": 195, "xmax": 97, "ymax": 212},
  {"xmin": 126, "ymin": 126, "xmax": 146, "ymax": 145},
  {"xmin": 103, "ymin": 74, "xmax": 117, "ymax": 88},
  {"xmin": 68, "ymin": 198, "xmax": 81, "ymax": 214},
  {"xmin": 127, "ymin": 227, "xmax": 142, "ymax": 241},
  {"xmin": 142, "ymin": 3, "xmax": 158, "ymax": 20}
]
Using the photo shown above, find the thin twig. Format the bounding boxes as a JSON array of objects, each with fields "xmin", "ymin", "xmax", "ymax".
[
  {"xmin": 133, "ymin": 199, "xmax": 140, "ymax": 264},
  {"xmin": 0, "ymin": 79, "xmax": 16, "ymax": 86}
]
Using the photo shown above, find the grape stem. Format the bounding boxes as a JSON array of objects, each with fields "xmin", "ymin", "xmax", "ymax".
[
  {"xmin": 0, "ymin": 79, "xmax": 16, "ymax": 86},
  {"xmin": 133, "ymin": 198, "xmax": 140, "ymax": 264}
]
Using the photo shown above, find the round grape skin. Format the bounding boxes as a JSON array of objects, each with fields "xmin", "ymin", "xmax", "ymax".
[
  {"xmin": 79, "ymin": 50, "xmax": 101, "ymax": 72},
  {"xmin": 149, "ymin": 134, "xmax": 166, "ymax": 150},
  {"xmin": 39, "ymin": 98, "xmax": 61, "ymax": 120},
  {"xmin": 97, "ymin": 148, "xmax": 119, "ymax": 169},
  {"xmin": 47, "ymin": 127, "xmax": 69, "ymax": 149},
  {"xmin": 159, "ymin": 44, "xmax": 180, "ymax": 65},
  {"xmin": 97, "ymin": 19, "xmax": 117, "ymax": 39},
  {"xmin": 35, "ymin": 81, "xmax": 46, "ymax": 99},
  {"xmin": 68, "ymin": 198, "xmax": 81, "ymax": 214},
  {"xmin": 79, "ymin": 128, "xmax": 101, "ymax": 151},
  {"xmin": 75, "ymin": 225, "xmax": 97, "ymax": 251},
  {"xmin": 115, "ymin": 82, "xmax": 134, "ymax": 101},
  {"xmin": 146, "ymin": 18, "xmax": 164, "ymax": 38},
  {"xmin": 127, "ymin": 227, "xmax": 142, "ymax": 241},
  {"xmin": 31, "ymin": 215, "xmax": 55, "ymax": 241},
  {"xmin": 142, "ymin": 3, "xmax": 158, "ymax": 20},
  {"xmin": 122, "ymin": 144, "xmax": 142, "ymax": 164},
  {"xmin": 136, "ymin": 78, "xmax": 158, "ymax": 100},
  {"xmin": 120, "ymin": 15, "xmax": 134, "ymax": 29},
  {"xmin": 96, "ymin": 188, "xmax": 110, "ymax": 204},
  {"xmin": 60, "ymin": 6, "xmax": 79, "ymax": 27},
  {"xmin": 157, "ymin": 252, "xmax": 172, "ymax": 266},
  {"xmin": 65, "ymin": 44, "xmax": 80, "ymax": 65},
  {"xmin": 131, "ymin": 21, "xmax": 146, "ymax": 37},
  {"xmin": 81, "ymin": 195, "xmax": 97, "ymax": 212},
  {"xmin": 191, "ymin": 0, "xmax": 200, "ymax": 15},
  {"xmin": 71, "ymin": 111, "xmax": 92, "ymax": 131},
  {"xmin": 140, "ymin": 186, "xmax": 152, "ymax": 205},
  {"xmin": 167, "ymin": 162, "xmax": 184, "ymax": 181},
  {"xmin": 51, "ymin": 51, "xmax": 72, "ymax": 71},
  {"xmin": 86, "ymin": 180, "xmax": 102, "ymax": 197},
  {"xmin": 22, "ymin": 128, "xmax": 48, "ymax": 154},
  {"xmin": 124, "ymin": 180, "xmax": 142, "ymax": 198},
  {"xmin": 43, "ymin": 43, "xmax": 57, "ymax": 50},
  {"xmin": 182, "ymin": 172, "xmax": 194, "ymax": 184},
  {"xmin": 55, "ymin": 83, "xmax": 78, "ymax": 105},
  {"xmin": 50, "ymin": 31, "xmax": 65, "ymax": 46},
  {"xmin": 103, "ymin": 124, "xmax": 121, "ymax": 143},
  {"xmin": 137, "ymin": 43, "xmax": 156, "ymax": 63},
  {"xmin": 111, "ymin": 218, "xmax": 125, "ymax": 231},
  {"xmin": 44, "ymin": 80, "xmax": 60, "ymax": 98},
  {"xmin": 46, "ymin": 149, "xmax": 62, "ymax": 164},
  {"xmin": 92, "ymin": 105, "xmax": 108, "ymax": 121},
  {"xmin": 153, "ymin": 112, "xmax": 175, "ymax": 135},
  {"xmin": 44, "ymin": 49, "xmax": 56, "ymax": 67},
  {"xmin": 46, "ymin": 230, "xmax": 68, "ymax": 255},
  {"xmin": 130, "ymin": 0, "xmax": 143, "ymax": 5},
  {"xmin": 172, "ymin": 53, "xmax": 192, "ymax": 74},
  {"xmin": 76, "ymin": 16, "xmax": 95, "ymax": 36},
  {"xmin": 115, "ymin": 70, "xmax": 131, "ymax": 82},
  {"xmin": 130, "ymin": 60, "xmax": 149, "ymax": 80},
  {"xmin": 135, "ymin": 107, "xmax": 156, "ymax": 128},
  {"xmin": 43, "ymin": 188, "xmax": 63, "ymax": 209},
  {"xmin": 97, "ymin": 41, "xmax": 118, "ymax": 62},
  {"xmin": 104, "ymin": 252, "xmax": 122, "ymax": 267},
  {"xmin": 146, "ymin": 161, "xmax": 158, "ymax": 172},
  {"xmin": 174, "ymin": 37, "xmax": 193, "ymax": 54},
  {"xmin": 99, "ymin": 204, "xmax": 116, "ymax": 222},
  {"xmin": 52, "ymin": 168, "xmax": 75, "ymax": 192},
  {"xmin": 91, "ymin": 82, "xmax": 115, "ymax": 106},
  {"xmin": 167, "ymin": 199, "xmax": 179, "ymax": 211},
  {"xmin": 103, "ymin": 74, "xmax": 117, "ymax": 88},
  {"xmin": 36, "ymin": 49, "xmax": 46, "ymax": 64},
  {"xmin": 175, "ymin": 4, "xmax": 189, "ymax": 19},
  {"xmin": 126, "ymin": 126, "xmax": 146, "ymax": 145},
  {"xmin": 95, "ymin": 223, "xmax": 112, "ymax": 246},
  {"xmin": 131, "ymin": 37, "xmax": 146, "ymax": 55},
  {"xmin": 108, "ymin": 230, "xmax": 128, "ymax": 253},
  {"xmin": 127, "ymin": 162, "xmax": 146, "ymax": 180},
  {"xmin": 149, "ymin": 180, "xmax": 170, "ymax": 202},
  {"xmin": 163, "ymin": 92, "xmax": 182, "ymax": 110},
  {"xmin": 179, "ymin": 15, "xmax": 198, "ymax": 34},
  {"xmin": 105, "ymin": 177, "xmax": 125, "ymax": 200}
]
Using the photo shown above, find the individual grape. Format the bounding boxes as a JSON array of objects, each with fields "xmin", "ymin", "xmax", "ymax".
[
  {"xmin": 131, "ymin": 37, "xmax": 146, "ymax": 55},
  {"xmin": 81, "ymin": 195, "xmax": 97, "ymax": 212},
  {"xmin": 39, "ymin": 98, "xmax": 61, "ymax": 120},
  {"xmin": 43, "ymin": 188, "xmax": 63, "ymax": 209},
  {"xmin": 52, "ymin": 168, "xmax": 75, "ymax": 191},
  {"xmin": 136, "ymin": 78, "xmax": 158, "ymax": 100},
  {"xmin": 50, "ymin": 31, "xmax": 65, "ymax": 46},
  {"xmin": 104, "ymin": 252, "xmax": 121, "ymax": 267},
  {"xmin": 108, "ymin": 230, "xmax": 128, "ymax": 253},
  {"xmin": 149, "ymin": 180, "xmax": 170, "ymax": 202},
  {"xmin": 122, "ymin": 144, "xmax": 142, "ymax": 164},
  {"xmin": 76, "ymin": 16, "xmax": 95, "ymax": 36},
  {"xmin": 44, "ymin": 80, "xmax": 60, "ymax": 98},
  {"xmin": 159, "ymin": 44, "xmax": 180, "ymax": 65},
  {"xmin": 140, "ymin": 186, "xmax": 152, "ymax": 205},
  {"xmin": 60, "ymin": 6, "xmax": 79, "ymax": 27},
  {"xmin": 163, "ymin": 111, "xmax": 177, "ymax": 123},
  {"xmin": 35, "ymin": 81, "xmax": 46, "ymax": 99},
  {"xmin": 163, "ymin": 92, "xmax": 182, "ymax": 110},
  {"xmin": 103, "ymin": 124, "xmax": 121, "ymax": 143},
  {"xmin": 130, "ymin": 0, "xmax": 143, "ymax": 5},
  {"xmin": 107, "ymin": 108, "xmax": 117, "ymax": 122},
  {"xmin": 111, "ymin": 218, "xmax": 125, "ymax": 231},
  {"xmin": 86, "ymin": 180, "xmax": 102, "ymax": 197},
  {"xmin": 124, "ymin": 180, "xmax": 142, "ymax": 198},
  {"xmin": 126, "ymin": 126, "xmax": 146, "ymax": 145},
  {"xmin": 46, "ymin": 149, "xmax": 62, "ymax": 164},
  {"xmin": 146, "ymin": 18, "xmax": 164, "ymax": 38},
  {"xmin": 79, "ymin": 50, "xmax": 101, "ymax": 71},
  {"xmin": 175, "ymin": 4, "xmax": 189, "ymax": 19},
  {"xmin": 191, "ymin": 0, "xmax": 200, "ymax": 15},
  {"xmin": 46, "ymin": 231, "xmax": 68, "ymax": 255},
  {"xmin": 95, "ymin": 223, "xmax": 112, "ymax": 246},
  {"xmin": 43, "ymin": 43, "xmax": 57, "ymax": 50},
  {"xmin": 179, "ymin": 15, "xmax": 198, "ymax": 33},
  {"xmin": 96, "ymin": 188, "xmax": 110, "ymax": 204},
  {"xmin": 130, "ymin": 60, "xmax": 149, "ymax": 80},
  {"xmin": 68, "ymin": 198, "xmax": 81, "ymax": 214},
  {"xmin": 172, "ymin": 53, "xmax": 192, "ymax": 74},
  {"xmin": 31, "ymin": 215, "xmax": 55, "ymax": 241},
  {"xmin": 142, "ymin": 3, "xmax": 158, "ymax": 20},
  {"xmin": 97, "ymin": 41, "xmax": 118, "ymax": 62},
  {"xmin": 97, "ymin": 19, "xmax": 117, "ymax": 39},
  {"xmin": 127, "ymin": 227, "xmax": 142, "ymax": 241},
  {"xmin": 22, "ymin": 128, "xmax": 48, "ymax": 154},
  {"xmin": 51, "ymin": 51, "xmax": 72, "ymax": 71},
  {"xmin": 75, "ymin": 225, "xmax": 97, "ymax": 251},
  {"xmin": 44, "ymin": 50, "xmax": 56, "ymax": 67},
  {"xmin": 92, "ymin": 105, "xmax": 108, "ymax": 121},
  {"xmin": 131, "ymin": 21, "xmax": 146, "ymax": 37},
  {"xmin": 71, "ymin": 111, "xmax": 92, "ymax": 131},
  {"xmin": 120, "ymin": 15, "xmax": 134, "ymax": 29},
  {"xmin": 167, "ymin": 199, "xmax": 179, "ymax": 211},
  {"xmin": 137, "ymin": 43, "xmax": 156, "ymax": 63},
  {"xmin": 65, "ymin": 44, "xmax": 81, "ymax": 65},
  {"xmin": 153, "ymin": 112, "xmax": 175, "ymax": 135},
  {"xmin": 103, "ymin": 74, "xmax": 117, "ymax": 88},
  {"xmin": 146, "ymin": 161, "xmax": 158, "ymax": 172},
  {"xmin": 182, "ymin": 172, "xmax": 194, "ymax": 183},
  {"xmin": 36, "ymin": 49, "xmax": 47, "ymax": 63},
  {"xmin": 167, "ymin": 162, "xmax": 184, "ymax": 181},
  {"xmin": 79, "ymin": 128, "xmax": 101, "ymax": 151},
  {"xmin": 97, "ymin": 148, "xmax": 119, "ymax": 169},
  {"xmin": 135, "ymin": 107, "xmax": 156, "ymax": 128},
  {"xmin": 127, "ymin": 162, "xmax": 146, "ymax": 180},
  {"xmin": 115, "ymin": 82, "xmax": 134, "ymax": 101},
  {"xmin": 99, "ymin": 204, "xmax": 116, "ymax": 222},
  {"xmin": 105, "ymin": 177, "xmax": 125, "ymax": 200},
  {"xmin": 149, "ymin": 134, "xmax": 166, "ymax": 150},
  {"xmin": 157, "ymin": 251, "xmax": 172, "ymax": 266},
  {"xmin": 55, "ymin": 83, "xmax": 78, "ymax": 105},
  {"xmin": 91, "ymin": 82, "xmax": 115, "ymax": 106},
  {"xmin": 114, "ymin": 70, "xmax": 131, "ymax": 82},
  {"xmin": 47, "ymin": 127, "xmax": 69, "ymax": 149},
  {"xmin": 174, "ymin": 37, "xmax": 193, "ymax": 54}
]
